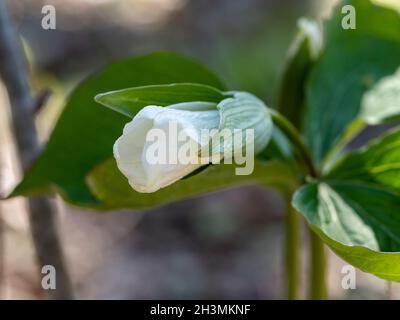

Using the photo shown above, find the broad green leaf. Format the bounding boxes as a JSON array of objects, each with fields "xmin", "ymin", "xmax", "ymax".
[
  {"xmin": 328, "ymin": 128, "xmax": 400, "ymax": 192},
  {"xmin": 95, "ymin": 83, "xmax": 225, "ymax": 118},
  {"xmin": 293, "ymin": 181, "xmax": 400, "ymax": 281},
  {"xmin": 359, "ymin": 68, "xmax": 400, "ymax": 124},
  {"xmin": 87, "ymin": 158, "xmax": 299, "ymax": 210},
  {"xmin": 278, "ymin": 18, "xmax": 322, "ymax": 129},
  {"xmin": 312, "ymin": 227, "xmax": 400, "ymax": 281},
  {"xmin": 304, "ymin": 0, "xmax": 400, "ymax": 167},
  {"xmin": 10, "ymin": 52, "xmax": 226, "ymax": 207},
  {"xmin": 321, "ymin": 119, "xmax": 365, "ymax": 173}
]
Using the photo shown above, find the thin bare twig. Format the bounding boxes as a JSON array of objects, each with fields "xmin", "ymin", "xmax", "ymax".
[{"xmin": 0, "ymin": 0, "xmax": 73, "ymax": 299}]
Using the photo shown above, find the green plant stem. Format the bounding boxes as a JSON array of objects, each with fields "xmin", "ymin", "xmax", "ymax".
[
  {"xmin": 285, "ymin": 203, "xmax": 300, "ymax": 299},
  {"xmin": 270, "ymin": 110, "xmax": 318, "ymax": 178},
  {"xmin": 309, "ymin": 228, "xmax": 327, "ymax": 299},
  {"xmin": 271, "ymin": 110, "xmax": 327, "ymax": 299}
]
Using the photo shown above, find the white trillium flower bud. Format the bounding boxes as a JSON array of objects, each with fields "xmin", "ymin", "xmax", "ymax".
[{"xmin": 113, "ymin": 91, "xmax": 273, "ymax": 193}]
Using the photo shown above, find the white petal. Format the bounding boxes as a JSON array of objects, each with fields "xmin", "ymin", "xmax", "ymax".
[
  {"xmin": 139, "ymin": 108, "xmax": 219, "ymax": 192},
  {"xmin": 167, "ymin": 101, "xmax": 217, "ymax": 111},
  {"xmin": 113, "ymin": 106, "xmax": 164, "ymax": 188},
  {"xmin": 114, "ymin": 105, "xmax": 220, "ymax": 193},
  {"xmin": 132, "ymin": 162, "xmax": 203, "ymax": 193},
  {"xmin": 215, "ymin": 92, "xmax": 272, "ymax": 155},
  {"xmin": 155, "ymin": 107, "xmax": 220, "ymax": 145}
]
